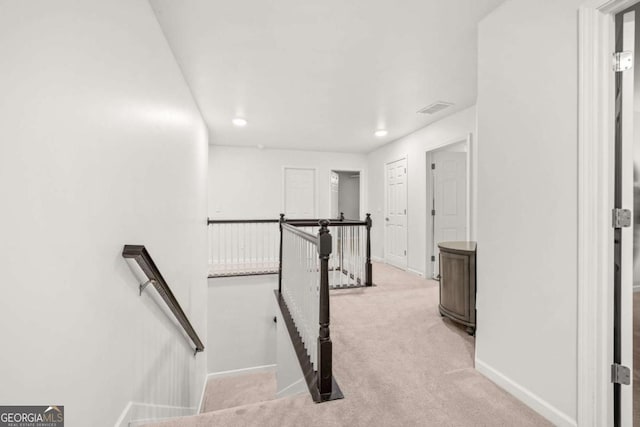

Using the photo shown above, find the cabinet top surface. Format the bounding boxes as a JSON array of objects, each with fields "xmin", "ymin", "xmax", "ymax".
[{"xmin": 437, "ymin": 241, "xmax": 477, "ymax": 252}]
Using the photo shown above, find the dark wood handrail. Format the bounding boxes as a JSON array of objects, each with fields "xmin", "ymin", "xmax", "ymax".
[
  {"xmin": 207, "ymin": 214, "xmax": 360, "ymax": 226},
  {"xmin": 122, "ymin": 245, "xmax": 205, "ymax": 355},
  {"xmin": 208, "ymin": 218, "xmax": 279, "ymax": 224}
]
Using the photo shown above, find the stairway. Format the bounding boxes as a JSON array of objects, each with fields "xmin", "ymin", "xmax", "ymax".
[
  {"xmin": 200, "ymin": 371, "xmax": 276, "ymax": 413},
  {"xmin": 142, "ymin": 370, "xmax": 312, "ymax": 427}
]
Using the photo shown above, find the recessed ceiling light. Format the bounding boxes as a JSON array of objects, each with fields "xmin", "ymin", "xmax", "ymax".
[
  {"xmin": 374, "ymin": 129, "xmax": 388, "ymax": 137},
  {"xmin": 232, "ymin": 117, "xmax": 247, "ymax": 127}
]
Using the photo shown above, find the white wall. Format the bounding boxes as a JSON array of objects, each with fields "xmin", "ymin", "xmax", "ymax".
[
  {"xmin": 367, "ymin": 107, "xmax": 476, "ymax": 275},
  {"xmin": 475, "ymin": 1, "xmax": 581, "ymax": 425},
  {"xmin": 209, "ymin": 146, "xmax": 367, "ymax": 220},
  {"xmin": 207, "ymin": 276, "xmax": 277, "ymax": 373},
  {"xmin": 0, "ymin": 0, "xmax": 208, "ymax": 425}
]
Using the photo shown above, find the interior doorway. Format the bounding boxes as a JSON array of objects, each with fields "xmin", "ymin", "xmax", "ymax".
[
  {"xmin": 384, "ymin": 158, "xmax": 408, "ymax": 269},
  {"xmin": 330, "ymin": 170, "xmax": 361, "ymax": 220},
  {"xmin": 426, "ymin": 139, "xmax": 470, "ymax": 279},
  {"xmin": 613, "ymin": 4, "xmax": 639, "ymax": 425}
]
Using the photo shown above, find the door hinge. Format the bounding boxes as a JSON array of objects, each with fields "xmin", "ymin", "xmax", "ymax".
[
  {"xmin": 404, "ymin": 250, "xmax": 407, "ymax": 256},
  {"xmin": 611, "ymin": 363, "xmax": 631, "ymax": 385},
  {"xmin": 431, "ymin": 163, "xmax": 436, "ymax": 170},
  {"xmin": 613, "ymin": 51, "xmax": 633, "ymax": 72},
  {"xmin": 404, "ymin": 167, "xmax": 407, "ymax": 174},
  {"xmin": 431, "ymin": 255, "xmax": 435, "ymax": 262},
  {"xmin": 431, "ymin": 209, "xmax": 436, "ymax": 216},
  {"xmin": 612, "ymin": 208, "xmax": 632, "ymax": 228},
  {"xmin": 404, "ymin": 208, "xmax": 407, "ymax": 214}
]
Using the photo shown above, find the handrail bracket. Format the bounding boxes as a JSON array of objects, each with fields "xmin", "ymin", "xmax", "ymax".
[{"xmin": 139, "ymin": 279, "xmax": 156, "ymax": 296}]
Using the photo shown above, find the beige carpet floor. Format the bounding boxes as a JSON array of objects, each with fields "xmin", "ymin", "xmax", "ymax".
[
  {"xmin": 148, "ymin": 262, "xmax": 551, "ymax": 427},
  {"xmin": 200, "ymin": 371, "xmax": 277, "ymax": 413}
]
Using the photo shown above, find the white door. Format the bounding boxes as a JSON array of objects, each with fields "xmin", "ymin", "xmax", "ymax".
[
  {"xmin": 330, "ymin": 171, "xmax": 339, "ymax": 219},
  {"xmin": 432, "ymin": 151, "xmax": 467, "ymax": 276},
  {"xmin": 284, "ymin": 168, "xmax": 315, "ymax": 218},
  {"xmin": 384, "ymin": 158, "xmax": 407, "ymax": 269}
]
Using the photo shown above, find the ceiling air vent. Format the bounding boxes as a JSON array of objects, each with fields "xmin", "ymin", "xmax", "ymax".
[{"xmin": 417, "ymin": 101, "xmax": 454, "ymax": 115}]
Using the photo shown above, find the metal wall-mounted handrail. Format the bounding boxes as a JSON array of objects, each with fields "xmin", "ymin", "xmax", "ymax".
[{"xmin": 122, "ymin": 245, "xmax": 205, "ymax": 355}]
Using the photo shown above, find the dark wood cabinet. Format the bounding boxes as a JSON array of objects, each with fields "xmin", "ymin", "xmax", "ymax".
[{"xmin": 438, "ymin": 241, "xmax": 476, "ymax": 335}]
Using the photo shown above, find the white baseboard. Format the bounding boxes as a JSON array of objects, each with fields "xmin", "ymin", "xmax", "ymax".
[
  {"xmin": 634, "ymin": 285, "xmax": 640, "ymax": 293},
  {"xmin": 407, "ymin": 268, "xmax": 424, "ymax": 277},
  {"xmin": 114, "ymin": 401, "xmax": 196, "ymax": 427},
  {"xmin": 371, "ymin": 256, "xmax": 384, "ymax": 263},
  {"xmin": 475, "ymin": 359, "xmax": 577, "ymax": 427},
  {"xmin": 275, "ymin": 377, "xmax": 306, "ymax": 399},
  {"xmin": 206, "ymin": 364, "xmax": 277, "ymax": 380},
  {"xmin": 197, "ymin": 364, "xmax": 277, "ymax": 414}
]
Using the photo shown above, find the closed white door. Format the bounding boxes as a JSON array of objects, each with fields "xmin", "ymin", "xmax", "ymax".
[
  {"xmin": 432, "ymin": 151, "xmax": 467, "ymax": 276},
  {"xmin": 385, "ymin": 158, "xmax": 407, "ymax": 269},
  {"xmin": 284, "ymin": 168, "xmax": 315, "ymax": 218}
]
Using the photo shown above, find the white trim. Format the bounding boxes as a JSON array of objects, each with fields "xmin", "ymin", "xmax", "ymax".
[
  {"xmin": 275, "ymin": 378, "xmax": 307, "ymax": 399},
  {"xmin": 475, "ymin": 359, "xmax": 577, "ymax": 427},
  {"xmin": 205, "ymin": 364, "xmax": 277, "ymax": 380},
  {"xmin": 114, "ymin": 401, "xmax": 196, "ymax": 427},
  {"xmin": 578, "ymin": 1, "xmax": 634, "ymax": 425},
  {"xmin": 197, "ymin": 364, "xmax": 278, "ymax": 414},
  {"xmin": 371, "ymin": 255, "xmax": 384, "ymax": 263},
  {"xmin": 407, "ymin": 267, "xmax": 425, "ymax": 278}
]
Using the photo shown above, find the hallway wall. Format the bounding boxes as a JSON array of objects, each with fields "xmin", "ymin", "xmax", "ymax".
[
  {"xmin": 0, "ymin": 0, "xmax": 208, "ymax": 424},
  {"xmin": 208, "ymin": 146, "xmax": 367, "ymax": 220},
  {"xmin": 207, "ymin": 276, "xmax": 277, "ymax": 373},
  {"xmin": 475, "ymin": 0, "xmax": 581, "ymax": 425},
  {"xmin": 367, "ymin": 106, "xmax": 476, "ymax": 276}
]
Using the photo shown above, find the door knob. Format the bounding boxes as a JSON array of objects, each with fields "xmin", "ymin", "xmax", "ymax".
[{"xmin": 385, "ymin": 217, "xmax": 389, "ymax": 221}]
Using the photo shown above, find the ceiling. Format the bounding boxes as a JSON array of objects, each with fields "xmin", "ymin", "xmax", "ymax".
[{"xmin": 150, "ymin": 0, "xmax": 505, "ymax": 153}]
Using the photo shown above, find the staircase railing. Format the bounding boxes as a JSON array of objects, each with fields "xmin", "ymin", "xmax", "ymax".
[
  {"xmin": 281, "ymin": 213, "xmax": 373, "ymax": 288},
  {"xmin": 207, "ymin": 219, "xmax": 280, "ymax": 277},
  {"xmin": 208, "ymin": 214, "xmax": 373, "ymax": 289},
  {"xmin": 276, "ymin": 220, "xmax": 343, "ymax": 402},
  {"xmin": 122, "ymin": 245, "xmax": 205, "ymax": 355}
]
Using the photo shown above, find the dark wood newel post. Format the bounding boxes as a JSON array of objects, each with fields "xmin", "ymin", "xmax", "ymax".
[
  {"xmin": 317, "ymin": 219, "xmax": 333, "ymax": 396},
  {"xmin": 278, "ymin": 213, "xmax": 285, "ymax": 293},
  {"xmin": 365, "ymin": 213, "xmax": 372, "ymax": 287}
]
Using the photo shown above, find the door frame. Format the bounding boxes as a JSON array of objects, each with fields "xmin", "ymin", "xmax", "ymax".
[
  {"xmin": 578, "ymin": 1, "xmax": 638, "ymax": 424},
  {"xmin": 425, "ymin": 134, "xmax": 472, "ymax": 279},
  {"xmin": 384, "ymin": 156, "xmax": 408, "ymax": 269},
  {"xmin": 329, "ymin": 168, "xmax": 366, "ymax": 220},
  {"xmin": 282, "ymin": 166, "xmax": 318, "ymax": 218}
]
